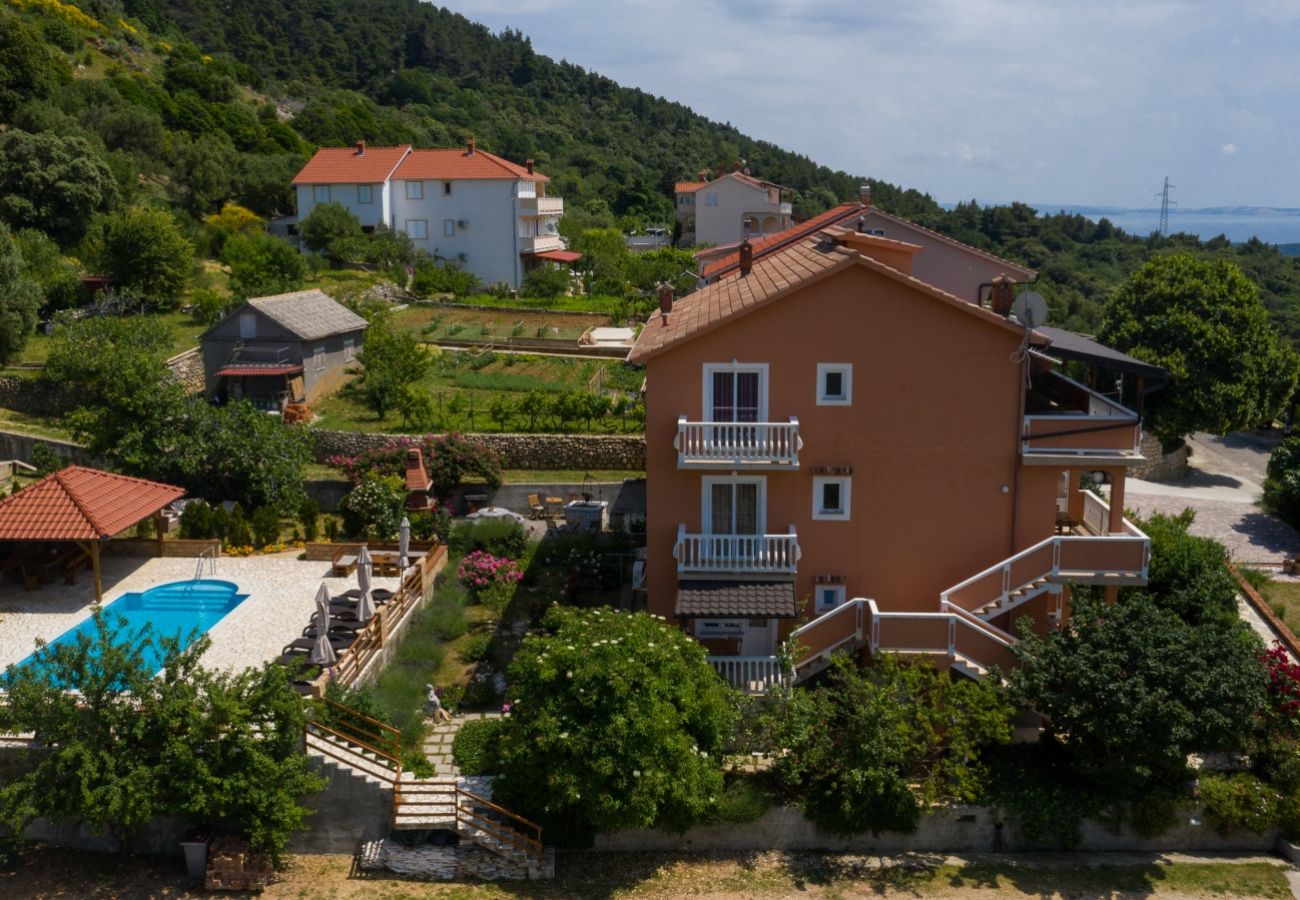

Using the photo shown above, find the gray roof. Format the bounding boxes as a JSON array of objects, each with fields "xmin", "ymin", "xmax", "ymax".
[
  {"xmin": 1037, "ymin": 327, "xmax": 1166, "ymax": 379},
  {"xmin": 247, "ymin": 290, "xmax": 370, "ymax": 341},
  {"xmin": 675, "ymin": 580, "xmax": 799, "ymax": 619}
]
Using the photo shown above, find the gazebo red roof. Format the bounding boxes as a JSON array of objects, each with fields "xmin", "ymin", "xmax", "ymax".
[{"xmin": 0, "ymin": 466, "xmax": 185, "ymax": 541}]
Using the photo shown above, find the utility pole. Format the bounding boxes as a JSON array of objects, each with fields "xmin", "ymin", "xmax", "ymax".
[{"xmin": 1155, "ymin": 176, "xmax": 1176, "ymax": 237}]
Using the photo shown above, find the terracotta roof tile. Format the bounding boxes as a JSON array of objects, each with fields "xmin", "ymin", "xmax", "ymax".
[
  {"xmin": 0, "ymin": 466, "xmax": 185, "ymax": 541},
  {"xmin": 676, "ymin": 580, "xmax": 799, "ymax": 618},
  {"xmin": 292, "ymin": 145, "xmax": 412, "ymax": 185},
  {"xmin": 393, "ymin": 148, "xmax": 547, "ymax": 182},
  {"xmin": 675, "ymin": 181, "xmax": 706, "ymax": 194},
  {"xmin": 630, "ymin": 231, "xmax": 1028, "ymax": 364},
  {"xmin": 699, "ymin": 203, "xmax": 867, "ymax": 279}
]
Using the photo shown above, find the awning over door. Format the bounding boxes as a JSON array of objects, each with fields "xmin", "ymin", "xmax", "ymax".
[{"xmin": 675, "ymin": 580, "xmax": 799, "ymax": 619}]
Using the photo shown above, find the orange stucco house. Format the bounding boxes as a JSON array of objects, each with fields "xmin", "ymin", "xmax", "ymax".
[{"xmin": 629, "ymin": 200, "xmax": 1162, "ymax": 692}]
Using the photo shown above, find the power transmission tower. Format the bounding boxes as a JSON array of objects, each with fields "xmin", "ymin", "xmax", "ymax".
[{"xmin": 1155, "ymin": 176, "xmax": 1176, "ymax": 237}]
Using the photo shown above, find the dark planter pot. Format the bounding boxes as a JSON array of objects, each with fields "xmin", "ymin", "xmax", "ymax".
[{"xmin": 179, "ymin": 827, "xmax": 214, "ymax": 881}]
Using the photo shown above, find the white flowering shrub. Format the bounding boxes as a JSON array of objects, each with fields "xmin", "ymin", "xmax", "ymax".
[{"xmin": 492, "ymin": 605, "xmax": 738, "ymax": 844}]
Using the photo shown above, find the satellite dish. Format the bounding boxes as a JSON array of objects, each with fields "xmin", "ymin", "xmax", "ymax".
[{"xmin": 1011, "ymin": 290, "xmax": 1048, "ymax": 328}]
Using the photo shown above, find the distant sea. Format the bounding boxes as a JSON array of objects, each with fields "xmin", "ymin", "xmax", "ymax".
[{"xmin": 1028, "ymin": 205, "xmax": 1300, "ymax": 251}]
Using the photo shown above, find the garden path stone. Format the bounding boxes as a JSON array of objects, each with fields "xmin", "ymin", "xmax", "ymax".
[{"xmin": 422, "ymin": 712, "xmax": 503, "ymax": 777}]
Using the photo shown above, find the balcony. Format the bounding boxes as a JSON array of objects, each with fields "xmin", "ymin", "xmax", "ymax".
[
  {"xmin": 706, "ymin": 656, "xmax": 787, "ymax": 694},
  {"xmin": 674, "ymin": 525, "xmax": 800, "ymax": 575},
  {"xmin": 1022, "ymin": 370, "xmax": 1142, "ymax": 463},
  {"xmin": 779, "ymin": 202, "xmax": 793, "ymax": 216},
  {"xmin": 519, "ymin": 196, "xmax": 564, "ymax": 216},
  {"xmin": 674, "ymin": 416, "xmax": 802, "ymax": 469},
  {"xmin": 519, "ymin": 233, "xmax": 564, "ymax": 254}
]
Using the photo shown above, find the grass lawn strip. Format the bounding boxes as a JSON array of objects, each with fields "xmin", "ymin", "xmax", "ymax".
[
  {"xmin": 1254, "ymin": 579, "xmax": 1300, "ymax": 633},
  {"xmin": 4, "ymin": 846, "xmax": 1291, "ymax": 898}
]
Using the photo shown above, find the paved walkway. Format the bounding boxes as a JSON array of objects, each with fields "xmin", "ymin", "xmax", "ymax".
[{"xmin": 422, "ymin": 711, "xmax": 503, "ymax": 777}]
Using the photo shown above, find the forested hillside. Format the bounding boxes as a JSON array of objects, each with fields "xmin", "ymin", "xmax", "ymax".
[{"xmin": 3, "ymin": 0, "xmax": 1300, "ymax": 344}]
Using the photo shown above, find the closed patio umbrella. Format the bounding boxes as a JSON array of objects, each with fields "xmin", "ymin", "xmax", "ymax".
[
  {"xmin": 356, "ymin": 546, "xmax": 376, "ymax": 623},
  {"xmin": 309, "ymin": 584, "xmax": 337, "ymax": 666},
  {"xmin": 398, "ymin": 517, "xmax": 411, "ymax": 570}
]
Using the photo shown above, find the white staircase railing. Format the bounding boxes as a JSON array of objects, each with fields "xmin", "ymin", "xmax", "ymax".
[
  {"xmin": 674, "ymin": 416, "xmax": 802, "ymax": 467},
  {"xmin": 706, "ymin": 656, "xmax": 787, "ymax": 694},
  {"xmin": 193, "ymin": 546, "xmax": 217, "ymax": 580},
  {"xmin": 674, "ymin": 524, "xmax": 800, "ymax": 574}
]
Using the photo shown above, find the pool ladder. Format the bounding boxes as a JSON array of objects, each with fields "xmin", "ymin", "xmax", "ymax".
[{"xmin": 194, "ymin": 547, "xmax": 217, "ymax": 581}]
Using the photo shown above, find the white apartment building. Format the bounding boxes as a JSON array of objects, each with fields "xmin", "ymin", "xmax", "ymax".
[
  {"xmin": 293, "ymin": 141, "xmax": 574, "ymax": 289},
  {"xmin": 675, "ymin": 169, "xmax": 793, "ymax": 247}
]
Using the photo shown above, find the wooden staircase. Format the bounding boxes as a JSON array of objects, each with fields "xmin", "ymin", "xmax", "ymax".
[{"xmin": 304, "ymin": 699, "xmax": 544, "ymax": 873}]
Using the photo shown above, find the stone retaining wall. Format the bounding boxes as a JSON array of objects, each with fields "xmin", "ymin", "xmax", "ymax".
[
  {"xmin": 165, "ymin": 347, "xmax": 205, "ymax": 395},
  {"xmin": 1132, "ymin": 432, "xmax": 1190, "ymax": 482},
  {"xmin": 0, "ymin": 377, "xmax": 74, "ymax": 416},
  {"xmin": 312, "ymin": 430, "xmax": 646, "ymax": 471},
  {"xmin": 591, "ymin": 803, "xmax": 1276, "ymax": 854},
  {"xmin": 0, "ymin": 428, "xmax": 93, "ymax": 467}
]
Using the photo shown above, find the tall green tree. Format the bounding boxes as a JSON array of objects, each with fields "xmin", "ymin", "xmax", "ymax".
[
  {"xmin": 1099, "ymin": 254, "xmax": 1300, "ymax": 442},
  {"xmin": 298, "ymin": 201, "xmax": 362, "ymax": 262},
  {"xmin": 0, "ymin": 223, "xmax": 39, "ymax": 367},
  {"xmin": 0, "ymin": 12, "xmax": 63, "ymax": 122},
  {"xmin": 85, "ymin": 206, "xmax": 194, "ymax": 309},
  {"xmin": 0, "ymin": 130, "xmax": 116, "ymax": 244},
  {"xmin": 353, "ymin": 315, "xmax": 430, "ymax": 420},
  {"xmin": 13, "ymin": 228, "xmax": 81, "ymax": 312},
  {"xmin": 221, "ymin": 232, "xmax": 306, "ymax": 299}
]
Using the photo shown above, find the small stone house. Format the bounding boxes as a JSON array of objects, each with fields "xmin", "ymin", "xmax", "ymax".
[{"xmin": 200, "ymin": 290, "xmax": 369, "ymax": 410}]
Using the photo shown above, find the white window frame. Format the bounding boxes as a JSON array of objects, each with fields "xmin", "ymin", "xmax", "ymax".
[
  {"xmin": 312, "ymin": 185, "xmax": 330, "ymax": 204},
  {"xmin": 701, "ymin": 362, "xmax": 769, "ymax": 422},
  {"xmin": 343, "ymin": 338, "xmax": 355, "ymax": 362},
  {"xmin": 443, "ymin": 219, "xmax": 456, "ymax": 237},
  {"xmin": 357, "ymin": 184, "xmax": 373, "ymax": 204},
  {"xmin": 405, "ymin": 219, "xmax": 428, "ymax": 240},
  {"xmin": 312, "ymin": 345, "xmax": 325, "ymax": 373},
  {"xmin": 704, "ymin": 192, "xmax": 719, "ymax": 206},
  {"xmin": 701, "ymin": 475, "xmax": 766, "ymax": 536},
  {"xmin": 812, "ymin": 476, "xmax": 851, "ymax": 521},
  {"xmin": 816, "ymin": 363, "xmax": 853, "ymax": 406},
  {"xmin": 695, "ymin": 619, "xmax": 743, "ymax": 638},
  {"xmin": 815, "ymin": 584, "xmax": 846, "ymax": 612},
  {"xmin": 405, "ymin": 181, "xmax": 423, "ymax": 200}
]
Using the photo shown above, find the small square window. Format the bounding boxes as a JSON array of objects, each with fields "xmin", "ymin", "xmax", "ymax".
[
  {"xmin": 343, "ymin": 338, "xmax": 355, "ymax": 361},
  {"xmin": 444, "ymin": 219, "xmax": 456, "ymax": 237},
  {"xmin": 312, "ymin": 346, "xmax": 325, "ymax": 372},
  {"xmin": 816, "ymin": 585, "xmax": 846, "ymax": 612},
  {"xmin": 405, "ymin": 220, "xmax": 428, "ymax": 240},
  {"xmin": 357, "ymin": 184, "xmax": 373, "ymax": 204},
  {"xmin": 312, "ymin": 185, "xmax": 330, "ymax": 204},
  {"xmin": 817, "ymin": 363, "xmax": 852, "ymax": 405},
  {"xmin": 704, "ymin": 193, "xmax": 719, "ymax": 206},
  {"xmin": 405, "ymin": 181, "xmax": 423, "ymax": 200},
  {"xmin": 443, "ymin": 181, "xmax": 453, "ymax": 195},
  {"xmin": 813, "ymin": 476, "xmax": 851, "ymax": 521}
]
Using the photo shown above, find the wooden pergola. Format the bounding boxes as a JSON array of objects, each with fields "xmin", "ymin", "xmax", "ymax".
[{"xmin": 0, "ymin": 466, "xmax": 185, "ymax": 601}]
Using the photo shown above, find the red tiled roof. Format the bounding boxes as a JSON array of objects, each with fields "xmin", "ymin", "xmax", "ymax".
[
  {"xmin": 0, "ymin": 466, "xmax": 185, "ymax": 541},
  {"xmin": 292, "ymin": 145, "xmax": 412, "ymax": 185},
  {"xmin": 675, "ymin": 181, "xmax": 706, "ymax": 194},
  {"xmin": 393, "ymin": 148, "xmax": 548, "ymax": 182},
  {"xmin": 630, "ymin": 232, "xmax": 1028, "ymax": 364},
  {"xmin": 529, "ymin": 249, "xmax": 582, "ymax": 263},
  {"xmin": 215, "ymin": 364, "xmax": 303, "ymax": 377},
  {"xmin": 699, "ymin": 203, "xmax": 867, "ymax": 279}
]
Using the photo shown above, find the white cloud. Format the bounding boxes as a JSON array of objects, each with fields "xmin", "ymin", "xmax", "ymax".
[{"xmin": 1222, "ymin": 143, "xmax": 1239, "ymax": 155}]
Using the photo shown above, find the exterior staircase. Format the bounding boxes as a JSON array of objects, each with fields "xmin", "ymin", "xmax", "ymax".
[{"xmin": 304, "ymin": 699, "xmax": 545, "ymax": 876}]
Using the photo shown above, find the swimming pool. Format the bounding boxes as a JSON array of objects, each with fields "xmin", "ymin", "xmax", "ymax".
[{"xmin": 15, "ymin": 579, "xmax": 248, "ymax": 675}]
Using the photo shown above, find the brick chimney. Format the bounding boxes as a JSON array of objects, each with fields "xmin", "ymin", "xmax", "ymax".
[
  {"xmin": 466, "ymin": 138, "xmax": 476, "ymax": 155},
  {"xmin": 738, "ymin": 240, "xmax": 753, "ymax": 277},
  {"xmin": 697, "ymin": 167, "xmax": 708, "ymax": 182},
  {"xmin": 733, "ymin": 160, "xmax": 742, "ymax": 172},
  {"xmin": 525, "ymin": 158, "xmax": 534, "ymax": 175},
  {"xmin": 859, "ymin": 184, "xmax": 872, "ymax": 207},
  {"xmin": 989, "ymin": 274, "xmax": 1016, "ymax": 316},
  {"xmin": 658, "ymin": 282, "xmax": 674, "ymax": 319},
  {"xmin": 355, "ymin": 140, "xmax": 365, "ymax": 156}
]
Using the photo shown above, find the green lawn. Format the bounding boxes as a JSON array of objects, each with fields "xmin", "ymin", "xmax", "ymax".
[
  {"xmin": 436, "ymin": 292, "xmax": 645, "ymax": 317},
  {"xmin": 311, "ymin": 349, "xmax": 644, "ymax": 435},
  {"xmin": 1255, "ymin": 578, "xmax": 1300, "ymax": 632},
  {"xmin": 393, "ymin": 304, "xmax": 606, "ymax": 343},
  {"xmin": 0, "ymin": 406, "xmax": 75, "ymax": 442},
  {"xmin": 9, "ymin": 310, "xmax": 205, "ymax": 371}
]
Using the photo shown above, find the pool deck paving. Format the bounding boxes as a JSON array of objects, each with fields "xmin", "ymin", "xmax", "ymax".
[{"xmin": 0, "ymin": 552, "xmax": 401, "ymax": 674}]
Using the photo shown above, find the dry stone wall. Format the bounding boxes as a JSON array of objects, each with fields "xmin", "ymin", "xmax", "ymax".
[
  {"xmin": 312, "ymin": 430, "xmax": 646, "ymax": 471},
  {"xmin": 1131, "ymin": 432, "xmax": 1190, "ymax": 481},
  {"xmin": 0, "ymin": 376, "xmax": 74, "ymax": 416}
]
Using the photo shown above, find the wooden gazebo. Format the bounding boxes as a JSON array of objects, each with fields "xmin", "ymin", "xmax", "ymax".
[{"xmin": 0, "ymin": 466, "xmax": 185, "ymax": 601}]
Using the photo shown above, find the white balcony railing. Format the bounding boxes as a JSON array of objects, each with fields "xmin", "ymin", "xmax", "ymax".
[
  {"xmin": 674, "ymin": 416, "xmax": 802, "ymax": 468},
  {"xmin": 779, "ymin": 202, "xmax": 793, "ymax": 215},
  {"xmin": 519, "ymin": 196, "xmax": 564, "ymax": 216},
  {"xmin": 706, "ymin": 656, "xmax": 788, "ymax": 694},
  {"xmin": 519, "ymin": 233, "xmax": 563, "ymax": 254},
  {"xmin": 674, "ymin": 524, "xmax": 800, "ymax": 574}
]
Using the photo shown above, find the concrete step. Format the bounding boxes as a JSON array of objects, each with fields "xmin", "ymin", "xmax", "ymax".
[{"xmin": 305, "ymin": 731, "xmax": 399, "ymax": 785}]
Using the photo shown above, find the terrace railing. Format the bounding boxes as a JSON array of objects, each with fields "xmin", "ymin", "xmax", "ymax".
[
  {"xmin": 675, "ymin": 416, "xmax": 802, "ymax": 468},
  {"xmin": 674, "ymin": 525, "xmax": 800, "ymax": 575}
]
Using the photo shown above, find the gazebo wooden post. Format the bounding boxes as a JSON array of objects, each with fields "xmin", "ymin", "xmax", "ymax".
[
  {"xmin": 74, "ymin": 539, "xmax": 103, "ymax": 602},
  {"xmin": 155, "ymin": 511, "xmax": 166, "ymax": 558}
]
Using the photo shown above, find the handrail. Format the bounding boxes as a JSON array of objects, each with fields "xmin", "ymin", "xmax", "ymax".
[
  {"xmin": 321, "ymin": 696, "xmax": 401, "ymax": 742},
  {"xmin": 459, "ymin": 788, "xmax": 544, "ymax": 833},
  {"xmin": 942, "ymin": 601, "xmax": 1017, "ymax": 646},
  {"xmin": 305, "ymin": 719, "xmax": 401, "ymax": 769},
  {"xmin": 674, "ymin": 416, "xmax": 803, "ymax": 466},
  {"xmin": 193, "ymin": 546, "xmax": 216, "ymax": 580}
]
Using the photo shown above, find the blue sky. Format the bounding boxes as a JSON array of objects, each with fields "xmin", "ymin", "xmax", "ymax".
[{"xmin": 437, "ymin": 1, "xmax": 1300, "ymax": 208}]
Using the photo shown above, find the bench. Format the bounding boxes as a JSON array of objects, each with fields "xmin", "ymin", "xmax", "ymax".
[{"xmin": 331, "ymin": 547, "xmax": 359, "ymax": 577}]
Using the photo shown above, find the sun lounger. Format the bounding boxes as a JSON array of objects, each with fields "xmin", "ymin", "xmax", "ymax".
[
  {"xmin": 330, "ymin": 547, "xmax": 359, "ymax": 577},
  {"xmin": 303, "ymin": 619, "xmax": 368, "ymax": 637}
]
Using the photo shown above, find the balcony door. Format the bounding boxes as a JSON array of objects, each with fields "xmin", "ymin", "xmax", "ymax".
[
  {"xmin": 703, "ymin": 476, "xmax": 765, "ymax": 570},
  {"xmin": 704, "ymin": 363, "xmax": 767, "ymax": 453}
]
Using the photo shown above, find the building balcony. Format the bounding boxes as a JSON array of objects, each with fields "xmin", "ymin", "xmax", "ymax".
[
  {"xmin": 519, "ymin": 196, "xmax": 564, "ymax": 216},
  {"xmin": 674, "ymin": 525, "xmax": 800, "ymax": 575},
  {"xmin": 1022, "ymin": 370, "xmax": 1142, "ymax": 464},
  {"xmin": 519, "ymin": 233, "xmax": 564, "ymax": 254},
  {"xmin": 674, "ymin": 416, "xmax": 802, "ymax": 469},
  {"xmin": 779, "ymin": 202, "xmax": 793, "ymax": 215}
]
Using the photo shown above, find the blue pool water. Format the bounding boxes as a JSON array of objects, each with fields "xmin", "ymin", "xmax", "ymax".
[{"xmin": 15, "ymin": 579, "xmax": 248, "ymax": 676}]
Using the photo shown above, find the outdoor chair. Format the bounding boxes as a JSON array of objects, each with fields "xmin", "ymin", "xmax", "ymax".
[{"xmin": 527, "ymin": 493, "xmax": 545, "ymax": 518}]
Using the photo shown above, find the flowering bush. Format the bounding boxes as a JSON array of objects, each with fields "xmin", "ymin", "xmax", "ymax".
[
  {"xmin": 326, "ymin": 433, "xmax": 502, "ymax": 497},
  {"xmin": 338, "ymin": 475, "xmax": 405, "ymax": 540},
  {"xmin": 457, "ymin": 551, "xmax": 523, "ymax": 596},
  {"xmin": 491, "ymin": 606, "xmax": 738, "ymax": 845},
  {"xmin": 1264, "ymin": 642, "xmax": 1300, "ymax": 724}
]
